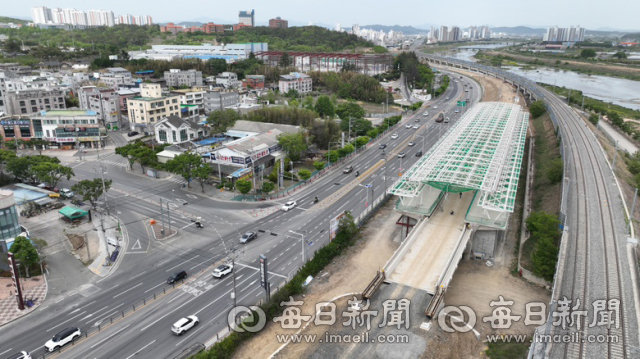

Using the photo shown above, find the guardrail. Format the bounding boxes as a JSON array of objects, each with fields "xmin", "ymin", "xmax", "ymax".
[{"xmin": 40, "ymin": 259, "xmax": 222, "ymax": 359}]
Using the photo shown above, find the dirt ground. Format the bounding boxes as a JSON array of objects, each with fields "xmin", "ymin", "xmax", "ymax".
[
  {"xmin": 452, "ymin": 68, "xmax": 524, "ymax": 104},
  {"xmin": 234, "ymin": 199, "xmax": 401, "ymax": 359},
  {"xmin": 64, "ymin": 222, "xmax": 101, "ymax": 265}
]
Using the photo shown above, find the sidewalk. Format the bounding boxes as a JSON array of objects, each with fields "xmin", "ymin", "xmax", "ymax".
[{"xmin": 0, "ymin": 276, "xmax": 48, "ymax": 326}]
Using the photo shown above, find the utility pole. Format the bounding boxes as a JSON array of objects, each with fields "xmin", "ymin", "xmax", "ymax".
[
  {"xmin": 629, "ymin": 188, "xmax": 638, "ymax": 234},
  {"xmin": 215, "ymin": 148, "xmax": 222, "ymax": 185},
  {"xmin": 97, "ymin": 135, "xmax": 110, "ymax": 216},
  {"xmin": 613, "ymin": 141, "xmax": 619, "ymax": 169},
  {"xmin": 101, "ymin": 216, "xmax": 111, "ymax": 258},
  {"xmin": 167, "ymin": 201, "xmax": 172, "ymax": 232},
  {"xmin": 159, "ymin": 198, "xmax": 165, "ymax": 236}
]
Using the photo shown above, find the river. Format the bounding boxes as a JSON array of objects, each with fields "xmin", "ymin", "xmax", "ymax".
[{"xmin": 502, "ymin": 66, "xmax": 640, "ymax": 111}]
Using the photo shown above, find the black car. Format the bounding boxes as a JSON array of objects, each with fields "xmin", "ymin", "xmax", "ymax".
[
  {"xmin": 416, "ymin": 150, "xmax": 423, "ymax": 157},
  {"xmin": 127, "ymin": 131, "xmax": 139, "ymax": 137},
  {"xmin": 379, "ymin": 144, "xmax": 387, "ymax": 149},
  {"xmin": 167, "ymin": 270, "xmax": 187, "ymax": 284}
]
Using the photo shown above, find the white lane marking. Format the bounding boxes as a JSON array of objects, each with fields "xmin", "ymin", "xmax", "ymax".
[
  {"xmin": 167, "ymin": 291, "xmax": 186, "ymax": 304},
  {"xmin": 90, "ymin": 324, "xmax": 131, "ymax": 349},
  {"xmin": 165, "ymin": 255, "xmax": 200, "ymax": 272},
  {"xmin": 125, "ymin": 340, "xmax": 156, "ymax": 359},
  {"xmin": 144, "ymin": 282, "xmax": 166, "ymax": 293},
  {"xmin": 93, "ymin": 303, "xmax": 125, "ymax": 326},
  {"xmin": 81, "ymin": 305, "xmax": 110, "ymax": 320},
  {"xmin": 113, "ymin": 283, "xmax": 144, "ymax": 299},
  {"xmin": 190, "ymin": 261, "xmax": 207, "ymax": 270},
  {"xmin": 69, "ymin": 300, "xmax": 97, "ymax": 314},
  {"xmin": 0, "ymin": 348, "xmax": 12, "ymax": 356},
  {"xmin": 46, "ymin": 311, "xmax": 87, "ymax": 332}
]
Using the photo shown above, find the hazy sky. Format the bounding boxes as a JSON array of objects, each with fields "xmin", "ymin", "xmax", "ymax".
[{"xmin": 6, "ymin": 0, "xmax": 640, "ymax": 30}]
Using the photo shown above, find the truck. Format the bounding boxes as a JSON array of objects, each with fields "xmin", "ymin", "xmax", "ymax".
[{"xmin": 435, "ymin": 113, "xmax": 444, "ymax": 123}]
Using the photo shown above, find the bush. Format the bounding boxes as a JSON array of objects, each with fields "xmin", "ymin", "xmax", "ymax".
[
  {"xmin": 529, "ymin": 100, "xmax": 546, "ymax": 118},
  {"xmin": 588, "ymin": 114, "xmax": 599, "ymax": 125},
  {"xmin": 298, "ymin": 169, "xmax": 312, "ymax": 181},
  {"xmin": 546, "ymin": 158, "xmax": 564, "ymax": 184},
  {"xmin": 313, "ymin": 161, "xmax": 326, "ymax": 171},
  {"xmin": 526, "ymin": 212, "xmax": 561, "ymax": 281}
]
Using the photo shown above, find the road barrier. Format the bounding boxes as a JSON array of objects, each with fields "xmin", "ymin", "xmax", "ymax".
[{"xmin": 362, "ymin": 270, "xmax": 386, "ymax": 300}]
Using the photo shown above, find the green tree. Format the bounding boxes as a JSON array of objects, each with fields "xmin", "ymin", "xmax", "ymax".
[
  {"xmin": 366, "ymin": 128, "xmax": 379, "ymax": 139},
  {"xmin": 130, "ymin": 146, "xmax": 157, "ymax": 173},
  {"xmin": 193, "ymin": 164, "xmax": 213, "ymax": 193},
  {"xmin": 302, "ymin": 96, "xmax": 315, "ymax": 111},
  {"xmin": 65, "ymin": 95, "xmax": 79, "ymax": 108},
  {"xmin": 341, "ymin": 118, "xmax": 373, "ymax": 136},
  {"xmin": 236, "ymin": 179, "xmax": 252, "ymax": 196},
  {"xmin": 546, "ymin": 158, "xmax": 564, "ymax": 184},
  {"xmin": 262, "ymin": 181, "xmax": 275, "ymax": 197},
  {"xmin": 355, "ymin": 136, "xmax": 370, "ymax": 148},
  {"xmin": 327, "ymin": 150, "xmax": 339, "ymax": 163},
  {"xmin": 372, "ymin": 45, "xmax": 388, "ymax": 54},
  {"xmin": 314, "ymin": 96, "xmax": 335, "ymax": 118},
  {"xmin": 7, "ymin": 155, "xmax": 59, "ymax": 183},
  {"xmin": 205, "ymin": 58, "xmax": 228, "ymax": 76},
  {"xmin": 529, "ymin": 100, "xmax": 546, "ymax": 118},
  {"xmin": 580, "ymin": 49, "xmax": 597, "ymax": 58},
  {"xmin": 588, "ymin": 114, "xmax": 599, "ymax": 125},
  {"xmin": 71, "ymin": 178, "xmax": 112, "ymax": 208},
  {"xmin": 279, "ymin": 52, "xmax": 292, "ymax": 67},
  {"xmin": 335, "ymin": 102, "xmax": 365, "ymax": 120},
  {"xmin": 0, "ymin": 149, "xmax": 16, "ymax": 177},
  {"xmin": 207, "ymin": 109, "xmax": 241, "ymax": 134},
  {"xmin": 526, "ymin": 211, "xmax": 561, "ymax": 281},
  {"xmin": 165, "ymin": 153, "xmax": 204, "ymax": 189},
  {"xmin": 33, "ymin": 162, "xmax": 74, "ymax": 189},
  {"xmin": 298, "ymin": 169, "xmax": 312, "ymax": 181},
  {"xmin": 313, "ymin": 161, "xmax": 325, "ymax": 171},
  {"xmin": 10, "ymin": 236, "xmax": 40, "ymax": 277},
  {"xmin": 277, "ymin": 132, "xmax": 308, "ymax": 162},
  {"xmin": 26, "ymin": 139, "xmax": 49, "ymax": 155},
  {"xmin": 613, "ymin": 51, "xmax": 627, "ymax": 60},
  {"xmin": 115, "ymin": 143, "xmax": 140, "ymax": 170},
  {"xmin": 338, "ymin": 144, "xmax": 355, "ymax": 158},
  {"xmin": 3, "ymin": 38, "xmax": 22, "ymax": 53},
  {"xmin": 526, "ymin": 212, "xmax": 561, "ymax": 240}
]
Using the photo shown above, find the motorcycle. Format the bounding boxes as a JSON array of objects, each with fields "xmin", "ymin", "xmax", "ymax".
[
  {"xmin": 195, "ymin": 221, "xmax": 204, "ymax": 229},
  {"xmin": 355, "ymin": 171, "xmax": 360, "ymax": 177},
  {"xmin": 313, "ymin": 197, "xmax": 319, "ymax": 204}
]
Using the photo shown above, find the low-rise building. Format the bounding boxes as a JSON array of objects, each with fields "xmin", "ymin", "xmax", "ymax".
[
  {"xmin": 215, "ymin": 72, "xmax": 239, "ymax": 88},
  {"xmin": 0, "ymin": 116, "xmax": 37, "ymax": 142},
  {"xmin": 129, "ymin": 43, "xmax": 268, "ymax": 62},
  {"xmin": 170, "ymin": 87, "xmax": 206, "ymax": 114},
  {"xmin": 204, "ymin": 90, "xmax": 240, "ymax": 113},
  {"xmin": 126, "ymin": 83, "xmax": 181, "ymax": 130},
  {"xmin": 4, "ymin": 87, "xmax": 66, "ymax": 116},
  {"xmin": 33, "ymin": 109, "xmax": 105, "ymax": 149},
  {"xmin": 100, "ymin": 67, "xmax": 134, "ymax": 88},
  {"xmin": 77, "ymin": 86, "xmax": 121, "ymax": 125},
  {"xmin": 279, "ymin": 72, "xmax": 312, "ymax": 94},
  {"xmin": 164, "ymin": 69, "xmax": 203, "ymax": 88},
  {"xmin": 154, "ymin": 115, "xmax": 207, "ymax": 145},
  {"xmin": 242, "ymin": 75, "xmax": 265, "ymax": 89}
]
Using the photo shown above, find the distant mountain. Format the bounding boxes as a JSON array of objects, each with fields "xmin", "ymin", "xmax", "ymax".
[
  {"xmin": 491, "ymin": 26, "xmax": 546, "ymax": 35},
  {"xmin": 361, "ymin": 24, "xmax": 428, "ymax": 35}
]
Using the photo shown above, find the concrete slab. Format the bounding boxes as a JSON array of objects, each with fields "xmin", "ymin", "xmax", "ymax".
[{"xmin": 388, "ymin": 192, "xmax": 471, "ymax": 293}]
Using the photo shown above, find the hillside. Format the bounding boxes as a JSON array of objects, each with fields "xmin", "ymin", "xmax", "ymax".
[
  {"xmin": 165, "ymin": 26, "xmax": 374, "ymax": 52},
  {"xmin": 0, "ymin": 16, "xmax": 28, "ymax": 25},
  {"xmin": 621, "ymin": 33, "xmax": 640, "ymax": 40}
]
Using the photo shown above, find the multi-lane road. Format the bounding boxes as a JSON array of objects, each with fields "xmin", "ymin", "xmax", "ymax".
[{"xmin": 0, "ymin": 73, "xmax": 480, "ymax": 359}]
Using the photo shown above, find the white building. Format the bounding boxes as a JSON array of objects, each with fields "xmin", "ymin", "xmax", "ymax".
[
  {"xmin": 33, "ymin": 109, "xmax": 104, "ymax": 148},
  {"xmin": 129, "ymin": 43, "xmax": 268, "ymax": 63},
  {"xmin": 215, "ymin": 72, "xmax": 239, "ymax": 88},
  {"xmin": 279, "ymin": 72, "xmax": 312, "ymax": 94},
  {"xmin": 100, "ymin": 67, "xmax": 133, "ymax": 88},
  {"xmin": 154, "ymin": 115, "xmax": 207, "ymax": 145},
  {"xmin": 126, "ymin": 84, "xmax": 181, "ymax": 129},
  {"xmin": 170, "ymin": 88, "xmax": 206, "ymax": 114},
  {"xmin": 31, "ymin": 6, "xmax": 52, "ymax": 24}
]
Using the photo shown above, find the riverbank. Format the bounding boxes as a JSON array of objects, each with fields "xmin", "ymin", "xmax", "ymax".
[{"xmin": 480, "ymin": 50, "xmax": 640, "ymax": 81}]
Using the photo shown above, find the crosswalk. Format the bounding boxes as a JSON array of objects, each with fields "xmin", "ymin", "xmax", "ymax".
[
  {"xmin": 167, "ymin": 176, "xmax": 188, "ymax": 185},
  {"xmin": 100, "ymin": 160, "xmax": 129, "ymax": 168}
]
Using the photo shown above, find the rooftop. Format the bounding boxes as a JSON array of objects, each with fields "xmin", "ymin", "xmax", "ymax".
[
  {"xmin": 39, "ymin": 110, "xmax": 98, "ymax": 117},
  {"xmin": 389, "ymin": 102, "xmax": 529, "ymax": 213}
]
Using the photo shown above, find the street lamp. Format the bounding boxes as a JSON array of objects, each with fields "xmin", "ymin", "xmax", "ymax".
[
  {"xmin": 289, "ymin": 230, "xmax": 307, "ymax": 263},
  {"xmin": 358, "ymin": 183, "xmax": 373, "ymax": 210},
  {"xmin": 417, "ymin": 135, "xmax": 426, "ymax": 155}
]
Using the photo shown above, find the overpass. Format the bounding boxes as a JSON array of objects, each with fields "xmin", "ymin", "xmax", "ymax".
[{"xmin": 418, "ymin": 54, "xmax": 640, "ymax": 359}]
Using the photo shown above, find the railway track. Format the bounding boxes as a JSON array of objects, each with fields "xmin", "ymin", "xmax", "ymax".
[{"xmin": 543, "ymin": 90, "xmax": 628, "ymax": 358}]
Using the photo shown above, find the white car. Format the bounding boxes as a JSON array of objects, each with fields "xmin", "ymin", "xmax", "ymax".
[
  {"xmin": 408, "ymin": 142, "xmax": 415, "ymax": 147},
  {"xmin": 212, "ymin": 264, "xmax": 234, "ymax": 278},
  {"xmin": 60, "ymin": 188, "xmax": 74, "ymax": 198},
  {"xmin": 391, "ymin": 133, "xmax": 398, "ymax": 139},
  {"xmin": 45, "ymin": 327, "xmax": 81, "ymax": 352},
  {"xmin": 433, "ymin": 106, "xmax": 438, "ymax": 109},
  {"xmin": 172, "ymin": 315, "xmax": 199, "ymax": 335},
  {"xmin": 405, "ymin": 124, "xmax": 412, "ymax": 129},
  {"xmin": 413, "ymin": 125, "xmax": 419, "ymax": 129},
  {"xmin": 423, "ymin": 111, "xmax": 429, "ymax": 116},
  {"xmin": 7, "ymin": 351, "xmax": 31, "ymax": 359},
  {"xmin": 281, "ymin": 201, "xmax": 297, "ymax": 211},
  {"xmin": 398, "ymin": 152, "xmax": 406, "ymax": 158}
]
